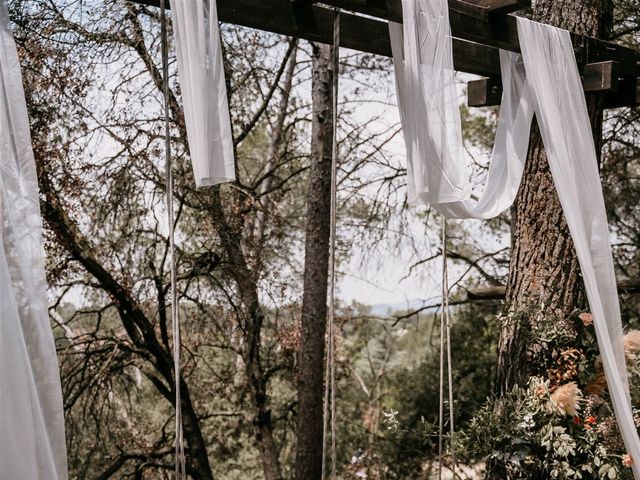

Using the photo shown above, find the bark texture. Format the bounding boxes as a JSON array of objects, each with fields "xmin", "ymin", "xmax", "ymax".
[
  {"xmin": 295, "ymin": 42, "xmax": 335, "ymax": 480},
  {"xmin": 491, "ymin": 1, "xmax": 613, "ymax": 477}
]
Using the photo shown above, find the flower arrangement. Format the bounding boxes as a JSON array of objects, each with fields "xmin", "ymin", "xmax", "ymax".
[{"xmin": 464, "ymin": 307, "xmax": 640, "ymax": 479}]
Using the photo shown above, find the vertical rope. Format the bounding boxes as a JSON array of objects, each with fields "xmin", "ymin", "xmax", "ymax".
[
  {"xmin": 438, "ymin": 269, "xmax": 445, "ymax": 480},
  {"xmin": 438, "ymin": 217, "xmax": 456, "ymax": 479},
  {"xmin": 323, "ymin": 8, "xmax": 340, "ymax": 480},
  {"xmin": 330, "ymin": 11, "xmax": 340, "ymax": 480},
  {"xmin": 159, "ymin": 3, "xmax": 186, "ymax": 479},
  {"xmin": 443, "ymin": 218, "xmax": 456, "ymax": 476}
]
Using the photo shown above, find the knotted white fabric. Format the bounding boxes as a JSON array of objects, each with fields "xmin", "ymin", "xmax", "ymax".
[
  {"xmin": 389, "ymin": 0, "xmax": 534, "ymax": 218},
  {"xmin": 171, "ymin": 0, "xmax": 235, "ymax": 187},
  {"xmin": 0, "ymin": 1, "xmax": 68, "ymax": 478},
  {"xmin": 390, "ymin": 0, "xmax": 640, "ymax": 474}
]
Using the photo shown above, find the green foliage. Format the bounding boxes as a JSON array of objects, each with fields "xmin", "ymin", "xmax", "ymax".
[
  {"xmin": 463, "ymin": 306, "xmax": 640, "ymax": 479},
  {"xmin": 335, "ymin": 303, "xmax": 499, "ymax": 478},
  {"xmin": 465, "ymin": 376, "xmax": 634, "ymax": 479}
]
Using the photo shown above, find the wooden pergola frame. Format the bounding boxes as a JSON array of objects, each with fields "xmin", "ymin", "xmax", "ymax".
[{"xmin": 132, "ymin": 0, "xmax": 640, "ymax": 109}]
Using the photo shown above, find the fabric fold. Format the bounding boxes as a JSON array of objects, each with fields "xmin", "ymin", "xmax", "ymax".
[
  {"xmin": 171, "ymin": 0, "xmax": 235, "ymax": 187},
  {"xmin": 517, "ymin": 17, "xmax": 640, "ymax": 477},
  {"xmin": 389, "ymin": 0, "xmax": 533, "ymax": 218},
  {"xmin": 0, "ymin": 0, "xmax": 68, "ymax": 477}
]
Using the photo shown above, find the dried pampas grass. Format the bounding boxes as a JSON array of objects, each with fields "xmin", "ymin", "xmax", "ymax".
[{"xmin": 549, "ymin": 382, "xmax": 583, "ymax": 416}]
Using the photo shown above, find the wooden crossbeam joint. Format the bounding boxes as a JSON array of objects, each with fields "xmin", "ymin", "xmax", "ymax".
[
  {"xmin": 468, "ymin": 279, "xmax": 640, "ymax": 301},
  {"xmin": 468, "ymin": 61, "xmax": 637, "ymax": 109}
]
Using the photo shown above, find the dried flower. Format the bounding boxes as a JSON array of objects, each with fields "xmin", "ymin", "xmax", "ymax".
[
  {"xmin": 585, "ymin": 371, "xmax": 607, "ymax": 397},
  {"xmin": 579, "ymin": 312, "xmax": 593, "ymax": 326},
  {"xmin": 624, "ymin": 330, "xmax": 640, "ymax": 359},
  {"xmin": 536, "ymin": 383, "xmax": 548, "ymax": 398},
  {"xmin": 623, "ymin": 454, "xmax": 634, "ymax": 468},
  {"xmin": 548, "ymin": 348, "xmax": 584, "ymax": 385},
  {"xmin": 584, "ymin": 415, "xmax": 597, "ymax": 430},
  {"xmin": 549, "ymin": 382, "xmax": 583, "ymax": 417}
]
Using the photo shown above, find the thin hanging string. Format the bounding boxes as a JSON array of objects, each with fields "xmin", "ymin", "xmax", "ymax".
[
  {"xmin": 443, "ymin": 218, "xmax": 456, "ymax": 475},
  {"xmin": 159, "ymin": 3, "xmax": 186, "ymax": 479},
  {"xmin": 438, "ymin": 218, "xmax": 456, "ymax": 479},
  {"xmin": 322, "ymin": 8, "xmax": 340, "ymax": 480}
]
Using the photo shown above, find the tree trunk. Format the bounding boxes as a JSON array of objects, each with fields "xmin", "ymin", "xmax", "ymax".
[
  {"xmin": 491, "ymin": 1, "xmax": 612, "ymax": 477},
  {"xmin": 295, "ymin": 42, "xmax": 335, "ymax": 480},
  {"xmin": 210, "ymin": 188, "xmax": 283, "ymax": 480}
]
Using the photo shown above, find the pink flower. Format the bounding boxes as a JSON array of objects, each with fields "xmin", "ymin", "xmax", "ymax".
[{"xmin": 579, "ymin": 312, "xmax": 593, "ymax": 326}]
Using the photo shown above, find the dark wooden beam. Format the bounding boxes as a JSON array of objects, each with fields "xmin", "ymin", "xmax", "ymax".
[
  {"xmin": 583, "ymin": 61, "xmax": 620, "ymax": 92},
  {"xmin": 468, "ymin": 61, "xmax": 636, "ymax": 108},
  {"xmin": 286, "ymin": 0, "xmax": 640, "ymax": 76},
  {"xmin": 465, "ymin": 0, "xmax": 530, "ymax": 14},
  {"xmin": 468, "ymin": 76, "xmax": 502, "ymax": 107},
  {"xmin": 130, "ymin": 0, "xmax": 640, "ymax": 104},
  {"xmin": 133, "ymin": 0, "xmax": 503, "ymax": 77},
  {"xmin": 467, "ymin": 279, "xmax": 640, "ymax": 301}
]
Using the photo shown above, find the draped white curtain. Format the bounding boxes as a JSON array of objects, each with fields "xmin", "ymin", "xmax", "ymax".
[
  {"xmin": 517, "ymin": 18, "xmax": 640, "ymax": 476},
  {"xmin": 171, "ymin": 0, "xmax": 235, "ymax": 187},
  {"xmin": 0, "ymin": 1, "xmax": 68, "ymax": 478},
  {"xmin": 389, "ymin": 0, "xmax": 534, "ymax": 218},
  {"xmin": 390, "ymin": 0, "xmax": 640, "ymax": 475}
]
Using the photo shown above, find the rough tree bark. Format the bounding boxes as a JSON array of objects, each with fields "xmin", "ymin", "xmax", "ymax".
[
  {"xmin": 491, "ymin": 1, "xmax": 613, "ymax": 478},
  {"xmin": 295, "ymin": 42, "xmax": 334, "ymax": 480}
]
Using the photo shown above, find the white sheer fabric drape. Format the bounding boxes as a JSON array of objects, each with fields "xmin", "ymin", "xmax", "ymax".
[
  {"xmin": 0, "ymin": 1, "xmax": 68, "ymax": 478},
  {"xmin": 389, "ymin": 0, "xmax": 534, "ymax": 218},
  {"xmin": 171, "ymin": 0, "xmax": 235, "ymax": 187},
  {"xmin": 390, "ymin": 0, "xmax": 640, "ymax": 473},
  {"xmin": 517, "ymin": 18, "xmax": 640, "ymax": 476}
]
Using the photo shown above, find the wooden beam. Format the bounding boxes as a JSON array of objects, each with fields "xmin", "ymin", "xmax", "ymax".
[
  {"xmin": 466, "ymin": 0, "xmax": 530, "ymax": 14},
  {"xmin": 583, "ymin": 61, "xmax": 620, "ymax": 92},
  {"xmin": 130, "ymin": 0, "xmax": 640, "ymax": 104},
  {"xmin": 467, "ymin": 279, "xmax": 640, "ymax": 301},
  {"xmin": 133, "ymin": 0, "xmax": 503, "ymax": 77},
  {"xmin": 468, "ymin": 61, "xmax": 635, "ymax": 108},
  {"xmin": 284, "ymin": 0, "xmax": 640, "ymax": 76},
  {"xmin": 467, "ymin": 77, "xmax": 502, "ymax": 108}
]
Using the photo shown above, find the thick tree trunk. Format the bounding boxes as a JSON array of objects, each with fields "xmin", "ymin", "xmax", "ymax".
[
  {"xmin": 491, "ymin": 1, "xmax": 612, "ymax": 478},
  {"xmin": 295, "ymin": 42, "xmax": 334, "ymax": 480}
]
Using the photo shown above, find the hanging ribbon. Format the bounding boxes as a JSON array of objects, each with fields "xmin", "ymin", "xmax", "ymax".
[
  {"xmin": 0, "ymin": 0, "xmax": 68, "ymax": 477},
  {"xmin": 159, "ymin": 2, "xmax": 186, "ymax": 479},
  {"xmin": 322, "ymin": 8, "xmax": 340, "ymax": 480}
]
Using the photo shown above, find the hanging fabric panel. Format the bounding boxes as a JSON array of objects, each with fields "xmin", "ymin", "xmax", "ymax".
[
  {"xmin": 517, "ymin": 17, "xmax": 640, "ymax": 476},
  {"xmin": 390, "ymin": 0, "xmax": 640, "ymax": 474},
  {"xmin": 171, "ymin": 0, "xmax": 235, "ymax": 187},
  {"xmin": 0, "ymin": 1, "xmax": 68, "ymax": 478},
  {"xmin": 389, "ymin": 0, "xmax": 534, "ymax": 219}
]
